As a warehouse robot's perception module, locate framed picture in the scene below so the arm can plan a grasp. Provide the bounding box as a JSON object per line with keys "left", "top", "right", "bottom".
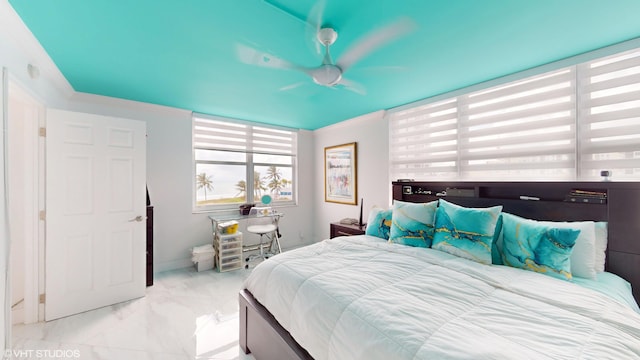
{"left": 324, "top": 142, "right": 357, "bottom": 205}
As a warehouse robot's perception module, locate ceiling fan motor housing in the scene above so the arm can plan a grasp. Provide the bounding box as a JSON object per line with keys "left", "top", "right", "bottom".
{"left": 318, "top": 27, "right": 338, "bottom": 45}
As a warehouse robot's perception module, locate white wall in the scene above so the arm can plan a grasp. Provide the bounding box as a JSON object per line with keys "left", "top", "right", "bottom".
{"left": 313, "top": 110, "right": 390, "bottom": 241}
{"left": 1, "top": 66, "right": 9, "bottom": 359}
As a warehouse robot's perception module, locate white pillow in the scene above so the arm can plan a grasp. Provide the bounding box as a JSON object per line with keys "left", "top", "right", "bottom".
{"left": 594, "top": 222, "right": 608, "bottom": 273}
{"left": 540, "top": 220, "right": 597, "bottom": 280}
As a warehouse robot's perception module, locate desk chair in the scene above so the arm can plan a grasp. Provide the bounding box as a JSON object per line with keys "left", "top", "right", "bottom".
{"left": 244, "top": 207, "right": 281, "bottom": 268}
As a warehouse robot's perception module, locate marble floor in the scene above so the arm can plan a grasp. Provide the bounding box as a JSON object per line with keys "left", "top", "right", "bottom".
{"left": 12, "top": 267, "right": 256, "bottom": 360}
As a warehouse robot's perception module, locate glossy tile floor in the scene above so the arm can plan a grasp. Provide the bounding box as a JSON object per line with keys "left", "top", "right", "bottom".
{"left": 12, "top": 267, "right": 255, "bottom": 360}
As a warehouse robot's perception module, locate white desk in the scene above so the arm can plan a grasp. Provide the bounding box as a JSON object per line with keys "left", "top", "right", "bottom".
{"left": 208, "top": 211, "right": 284, "bottom": 254}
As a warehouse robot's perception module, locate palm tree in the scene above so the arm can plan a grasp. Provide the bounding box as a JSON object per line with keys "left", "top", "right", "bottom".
{"left": 235, "top": 180, "right": 247, "bottom": 197}
{"left": 265, "top": 165, "right": 283, "bottom": 197}
{"left": 196, "top": 173, "right": 214, "bottom": 201}
{"left": 254, "top": 171, "right": 266, "bottom": 197}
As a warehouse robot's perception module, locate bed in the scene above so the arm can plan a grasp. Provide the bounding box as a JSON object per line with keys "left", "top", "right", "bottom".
{"left": 239, "top": 181, "right": 640, "bottom": 360}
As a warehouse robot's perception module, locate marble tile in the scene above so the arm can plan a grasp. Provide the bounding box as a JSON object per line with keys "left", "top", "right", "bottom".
{"left": 12, "top": 267, "right": 255, "bottom": 360}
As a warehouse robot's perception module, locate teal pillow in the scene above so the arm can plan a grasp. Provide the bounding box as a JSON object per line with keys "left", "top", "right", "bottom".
{"left": 491, "top": 215, "right": 504, "bottom": 265}
{"left": 498, "top": 213, "right": 580, "bottom": 281}
{"left": 431, "top": 200, "right": 502, "bottom": 265}
{"left": 389, "top": 200, "right": 438, "bottom": 247}
{"left": 365, "top": 208, "right": 392, "bottom": 240}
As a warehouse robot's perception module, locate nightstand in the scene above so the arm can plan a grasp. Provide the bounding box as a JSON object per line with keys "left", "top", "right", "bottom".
{"left": 330, "top": 222, "right": 366, "bottom": 238}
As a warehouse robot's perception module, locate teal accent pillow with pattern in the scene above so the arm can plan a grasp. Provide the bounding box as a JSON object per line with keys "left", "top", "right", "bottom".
{"left": 491, "top": 215, "right": 504, "bottom": 265}
{"left": 497, "top": 213, "right": 581, "bottom": 281}
{"left": 431, "top": 200, "right": 502, "bottom": 265}
{"left": 365, "top": 208, "right": 392, "bottom": 240}
{"left": 389, "top": 200, "right": 438, "bottom": 247}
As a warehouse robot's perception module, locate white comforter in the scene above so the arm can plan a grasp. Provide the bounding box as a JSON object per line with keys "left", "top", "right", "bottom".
{"left": 244, "top": 235, "right": 640, "bottom": 360}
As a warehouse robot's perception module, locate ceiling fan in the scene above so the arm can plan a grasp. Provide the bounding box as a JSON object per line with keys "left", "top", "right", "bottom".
{"left": 236, "top": 15, "right": 415, "bottom": 94}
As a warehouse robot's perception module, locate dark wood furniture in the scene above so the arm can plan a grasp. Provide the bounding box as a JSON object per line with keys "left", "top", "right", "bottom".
{"left": 330, "top": 222, "right": 366, "bottom": 238}
{"left": 240, "top": 288, "right": 312, "bottom": 360}
{"left": 239, "top": 181, "right": 640, "bottom": 360}
{"left": 146, "top": 205, "right": 153, "bottom": 286}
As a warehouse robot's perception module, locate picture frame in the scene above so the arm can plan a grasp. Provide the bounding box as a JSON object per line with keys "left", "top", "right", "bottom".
{"left": 324, "top": 142, "right": 357, "bottom": 205}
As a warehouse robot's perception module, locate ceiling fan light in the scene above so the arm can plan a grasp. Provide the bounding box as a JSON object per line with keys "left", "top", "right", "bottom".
{"left": 312, "top": 64, "right": 342, "bottom": 86}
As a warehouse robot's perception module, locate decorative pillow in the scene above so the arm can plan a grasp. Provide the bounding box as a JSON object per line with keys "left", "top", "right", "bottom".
{"left": 389, "top": 200, "right": 438, "bottom": 247}
{"left": 498, "top": 213, "right": 581, "bottom": 281}
{"left": 539, "top": 220, "right": 597, "bottom": 280}
{"left": 431, "top": 199, "right": 502, "bottom": 265}
{"left": 491, "top": 215, "right": 504, "bottom": 265}
{"left": 365, "top": 207, "right": 392, "bottom": 240}
{"left": 594, "top": 222, "right": 608, "bottom": 273}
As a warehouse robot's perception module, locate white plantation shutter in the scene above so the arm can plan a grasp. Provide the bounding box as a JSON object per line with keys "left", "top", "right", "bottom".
{"left": 193, "top": 115, "right": 296, "bottom": 156}
{"left": 389, "top": 68, "right": 576, "bottom": 181}
{"left": 390, "top": 46, "right": 640, "bottom": 182}
{"left": 389, "top": 99, "right": 458, "bottom": 180}
{"left": 252, "top": 126, "right": 297, "bottom": 155}
{"left": 578, "top": 49, "right": 640, "bottom": 180}
{"left": 459, "top": 68, "right": 576, "bottom": 180}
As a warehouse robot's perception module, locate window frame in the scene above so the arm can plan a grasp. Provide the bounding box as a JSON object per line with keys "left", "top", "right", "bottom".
{"left": 192, "top": 113, "right": 298, "bottom": 213}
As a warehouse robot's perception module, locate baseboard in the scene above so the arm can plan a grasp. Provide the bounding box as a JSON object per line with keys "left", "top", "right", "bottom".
{"left": 154, "top": 257, "right": 193, "bottom": 273}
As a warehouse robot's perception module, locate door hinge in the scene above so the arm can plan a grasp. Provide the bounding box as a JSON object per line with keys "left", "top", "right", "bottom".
{"left": 39, "top": 127, "right": 46, "bottom": 137}
{"left": 39, "top": 294, "right": 45, "bottom": 304}
{"left": 39, "top": 210, "right": 45, "bottom": 221}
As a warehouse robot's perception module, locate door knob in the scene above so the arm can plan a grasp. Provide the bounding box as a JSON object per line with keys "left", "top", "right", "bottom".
{"left": 128, "top": 215, "right": 144, "bottom": 222}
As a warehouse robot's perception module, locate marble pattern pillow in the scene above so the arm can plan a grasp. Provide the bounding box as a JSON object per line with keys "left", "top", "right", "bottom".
{"left": 389, "top": 200, "right": 438, "bottom": 247}
{"left": 539, "top": 220, "right": 597, "bottom": 280}
{"left": 491, "top": 215, "right": 504, "bottom": 265}
{"left": 498, "top": 213, "right": 581, "bottom": 281}
{"left": 365, "top": 207, "right": 392, "bottom": 240}
{"left": 431, "top": 199, "right": 502, "bottom": 265}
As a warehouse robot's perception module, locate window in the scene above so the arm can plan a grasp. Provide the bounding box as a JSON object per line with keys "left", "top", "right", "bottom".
{"left": 578, "top": 50, "right": 640, "bottom": 180}
{"left": 459, "top": 68, "right": 576, "bottom": 180}
{"left": 389, "top": 47, "right": 640, "bottom": 182}
{"left": 389, "top": 98, "right": 459, "bottom": 179}
{"left": 193, "top": 114, "right": 297, "bottom": 211}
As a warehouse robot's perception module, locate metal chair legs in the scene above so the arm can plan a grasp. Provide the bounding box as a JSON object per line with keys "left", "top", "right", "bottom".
{"left": 244, "top": 230, "right": 281, "bottom": 268}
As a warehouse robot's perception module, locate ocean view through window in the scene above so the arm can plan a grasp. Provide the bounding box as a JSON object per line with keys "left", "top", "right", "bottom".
{"left": 192, "top": 114, "right": 297, "bottom": 211}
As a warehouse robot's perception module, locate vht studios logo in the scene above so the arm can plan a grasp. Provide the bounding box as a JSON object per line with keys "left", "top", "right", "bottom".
{"left": 4, "top": 349, "right": 81, "bottom": 359}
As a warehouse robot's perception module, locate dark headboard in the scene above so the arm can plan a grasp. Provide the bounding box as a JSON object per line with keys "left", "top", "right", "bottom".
{"left": 392, "top": 181, "right": 640, "bottom": 302}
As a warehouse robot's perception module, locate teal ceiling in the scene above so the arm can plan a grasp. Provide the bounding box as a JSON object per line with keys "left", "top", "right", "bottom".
{"left": 8, "top": 0, "right": 640, "bottom": 130}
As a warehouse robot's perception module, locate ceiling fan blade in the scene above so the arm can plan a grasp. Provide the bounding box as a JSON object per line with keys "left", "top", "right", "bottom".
{"left": 337, "top": 17, "right": 416, "bottom": 74}
{"left": 236, "top": 43, "right": 310, "bottom": 74}
{"left": 305, "top": 0, "right": 326, "bottom": 56}
{"left": 337, "top": 78, "right": 366, "bottom": 95}
{"left": 279, "top": 82, "right": 307, "bottom": 91}
{"left": 352, "top": 65, "right": 407, "bottom": 73}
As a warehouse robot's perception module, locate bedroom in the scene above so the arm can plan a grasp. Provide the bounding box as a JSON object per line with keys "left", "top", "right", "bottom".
{"left": 1, "top": 0, "right": 640, "bottom": 359}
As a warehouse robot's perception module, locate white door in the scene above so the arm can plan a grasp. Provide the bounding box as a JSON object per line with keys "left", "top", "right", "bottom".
{"left": 45, "top": 109, "right": 146, "bottom": 321}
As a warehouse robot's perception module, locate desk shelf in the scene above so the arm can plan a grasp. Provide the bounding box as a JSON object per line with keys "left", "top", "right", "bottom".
{"left": 209, "top": 211, "right": 284, "bottom": 272}
{"left": 214, "top": 232, "right": 243, "bottom": 272}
